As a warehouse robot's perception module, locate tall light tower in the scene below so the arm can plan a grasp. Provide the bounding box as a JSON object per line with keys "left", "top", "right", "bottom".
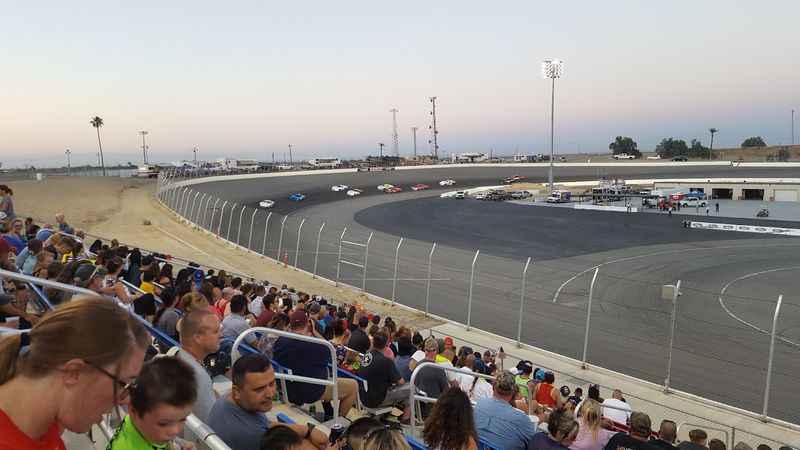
{"left": 411, "top": 127, "right": 418, "bottom": 158}
{"left": 288, "top": 144, "right": 293, "bottom": 165}
{"left": 709, "top": 128, "right": 718, "bottom": 160}
{"left": 428, "top": 97, "right": 440, "bottom": 159}
{"left": 378, "top": 142, "right": 385, "bottom": 158}
{"left": 65, "top": 148, "right": 71, "bottom": 176}
{"left": 139, "top": 130, "right": 149, "bottom": 164}
{"left": 193, "top": 146, "right": 199, "bottom": 165}
{"left": 542, "top": 59, "right": 564, "bottom": 193}
{"left": 390, "top": 108, "right": 400, "bottom": 157}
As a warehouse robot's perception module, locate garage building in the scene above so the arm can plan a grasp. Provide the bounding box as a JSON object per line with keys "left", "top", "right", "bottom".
{"left": 652, "top": 178, "right": 800, "bottom": 202}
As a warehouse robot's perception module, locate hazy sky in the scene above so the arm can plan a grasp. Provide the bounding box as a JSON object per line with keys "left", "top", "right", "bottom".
{"left": 2, "top": 1, "right": 799, "bottom": 167}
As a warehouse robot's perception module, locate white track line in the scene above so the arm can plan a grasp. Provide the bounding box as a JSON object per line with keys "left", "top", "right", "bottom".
{"left": 717, "top": 267, "right": 800, "bottom": 348}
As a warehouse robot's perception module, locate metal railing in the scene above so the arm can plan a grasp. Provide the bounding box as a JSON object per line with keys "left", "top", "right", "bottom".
{"left": 230, "top": 327, "right": 341, "bottom": 420}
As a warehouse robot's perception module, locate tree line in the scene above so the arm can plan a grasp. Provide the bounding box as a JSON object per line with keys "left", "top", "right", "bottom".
{"left": 608, "top": 135, "right": 768, "bottom": 159}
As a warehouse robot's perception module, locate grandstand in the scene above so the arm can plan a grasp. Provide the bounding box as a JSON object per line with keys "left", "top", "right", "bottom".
{"left": 0, "top": 175, "right": 798, "bottom": 450}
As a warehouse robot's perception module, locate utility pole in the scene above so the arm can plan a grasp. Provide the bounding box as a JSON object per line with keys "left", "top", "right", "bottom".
{"left": 192, "top": 146, "right": 198, "bottom": 165}
{"left": 379, "top": 143, "right": 385, "bottom": 158}
{"left": 272, "top": 152, "right": 275, "bottom": 164}
{"left": 65, "top": 148, "right": 71, "bottom": 176}
{"left": 411, "top": 127, "right": 418, "bottom": 158}
{"left": 709, "top": 128, "right": 718, "bottom": 160}
{"left": 139, "top": 130, "right": 149, "bottom": 164}
{"left": 792, "top": 109, "right": 796, "bottom": 146}
{"left": 288, "top": 144, "right": 293, "bottom": 165}
{"left": 428, "top": 96, "right": 439, "bottom": 159}
{"left": 390, "top": 108, "right": 400, "bottom": 156}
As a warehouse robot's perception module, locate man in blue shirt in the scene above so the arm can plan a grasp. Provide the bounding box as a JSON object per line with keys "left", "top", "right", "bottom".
{"left": 474, "top": 370, "right": 539, "bottom": 450}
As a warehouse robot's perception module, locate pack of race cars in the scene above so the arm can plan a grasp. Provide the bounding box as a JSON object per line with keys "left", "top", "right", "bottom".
{"left": 258, "top": 179, "right": 459, "bottom": 208}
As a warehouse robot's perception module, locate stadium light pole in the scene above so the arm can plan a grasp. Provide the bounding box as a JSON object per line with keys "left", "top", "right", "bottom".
{"left": 542, "top": 59, "right": 564, "bottom": 193}
{"left": 193, "top": 146, "right": 199, "bottom": 165}
{"left": 65, "top": 148, "right": 71, "bottom": 176}
{"left": 709, "top": 128, "right": 718, "bottom": 160}
{"left": 792, "top": 109, "right": 796, "bottom": 146}
{"left": 139, "top": 131, "right": 149, "bottom": 164}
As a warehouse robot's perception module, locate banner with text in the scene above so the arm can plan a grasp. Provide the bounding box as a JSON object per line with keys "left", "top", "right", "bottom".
{"left": 690, "top": 221, "right": 800, "bottom": 237}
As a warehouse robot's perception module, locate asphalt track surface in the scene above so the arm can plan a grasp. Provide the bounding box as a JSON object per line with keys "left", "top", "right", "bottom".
{"left": 185, "top": 165, "right": 800, "bottom": 423}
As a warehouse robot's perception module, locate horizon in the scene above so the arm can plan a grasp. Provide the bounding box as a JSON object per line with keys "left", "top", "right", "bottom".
{"left": 2, "top": 1, "right": 798, "bottom": 168}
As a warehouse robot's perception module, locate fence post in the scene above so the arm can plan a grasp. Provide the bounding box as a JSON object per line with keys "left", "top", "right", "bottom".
{"left": 466, "top": 249, "right": 480, "bottom": 331}
{"left": 294, "top": 218, "right": 306, "bottom": 269}
{"left": 335, "top": 227, "right": 347, "bottom": 286}
{"left": 172, "top": 185, "right": 182, "bottom": 210}
{"left": 247, "top": 209, "right": 258, "bottom": 250}
{"left": 217, "top": 201, "right": 228, "bottom": 236}
{"left": 362, "top": 232, "right": 374, "bottom": 291}
{"left": 181, "top": 188, "right": 192, "bottom": 217}
{"left": 195, "top": 193, "right": 207, "bottom": 224}
{"left": 226, "top": 203, "right": 238, "bottom": 241}
{"left": 261, "top": 212, "right": 272, "bottom": 255}
{"left": 209, "top": 198, "right": 221, "bottom": 231}
{"left": 276, "top": 215, "right": 289, "bottom": 262}
{"left": 313, "top": 222, "right": 325, "bottom": 278}
{"left": 236, "top": 205, "right": 247, "bottom": 245}
{"left": 516, "top": 257, "right": 532, "bottom": 347}
{"left": 177, "top": 188, "right": 187, "bottom": 216}
{"left": 664, "top": 280, "right": 681, "bottom": 393}
{"left": 203, "top": 195, "right": 214, "bottom": 229}
{"left": 391, "top": 238, "right": 404, "bottom": 305}
{"left": 762, "top": 294, "right": 783, "bottom": 421}
{"left": 425, "top": 243, "right": 436, "bottom": 317}
{"left": 581, "top": 267, "right": 600, "bottom": 368}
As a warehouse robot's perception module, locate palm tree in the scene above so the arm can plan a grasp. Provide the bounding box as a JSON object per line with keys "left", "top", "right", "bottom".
{"left": 90, "top": 116, "right": 106, "bottom": 176}
{"left": 708, "top": 128, "right": 718, "bottom": 160}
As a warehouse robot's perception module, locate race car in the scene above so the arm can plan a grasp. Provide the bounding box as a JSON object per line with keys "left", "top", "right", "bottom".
{"left": 288, "top": 193, "right": 306, "bottom": 202}
{"left": 346, "top": 189, "right": 362, "bottom": 197}
{"left": 501, "top": 175, "right": 526, "bottom": 184}
{"left": 386, "top": 186, "right": 403, "bottom": 193}
{"left": 259, "top": 199, "right": 275, "bottom": 208}
{"left": 439, "top": 179, "right": 456, "bottom": 186}
{"left": 331, "top": 184, "right": 349, "bottom": 192}
{"left": 377, "top": 184, "right": 394, "bottom": 191}
{"left": 411, "top": 183, "right": 430, "bottom": 191}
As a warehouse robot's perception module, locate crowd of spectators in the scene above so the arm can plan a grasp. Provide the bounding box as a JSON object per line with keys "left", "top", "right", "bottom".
{"left": 0, "top": 201, "right": 796, "bottom": 450}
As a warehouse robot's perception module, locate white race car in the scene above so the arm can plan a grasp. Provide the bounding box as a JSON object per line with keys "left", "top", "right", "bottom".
{"left": 377, "top": 183, "right": 394, "bottom": 191}
{"left": 346, "top": 189, "right": 363, "bottom": 197}
{"left": 439, "top": 179, "right": 456, "bottom": 186}
{"left": 259, "top": 199, "right": 275, "bottom": 208}
{"left": 331, "top": 184, "right": 349, "bottom": 192}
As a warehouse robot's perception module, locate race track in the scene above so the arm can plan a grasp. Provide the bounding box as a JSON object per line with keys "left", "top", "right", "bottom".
{"left": 184, "top": 164, "right": 800, "bottom": 423}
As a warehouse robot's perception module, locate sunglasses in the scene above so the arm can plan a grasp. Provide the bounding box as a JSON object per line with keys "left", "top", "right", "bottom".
{"left": 87, "top": 361, "right": 136, "bottom": 400}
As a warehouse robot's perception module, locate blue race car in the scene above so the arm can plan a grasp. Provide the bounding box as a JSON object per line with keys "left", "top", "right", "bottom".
{"left": 288, "top": 193, "right": 306, "bottom": 202}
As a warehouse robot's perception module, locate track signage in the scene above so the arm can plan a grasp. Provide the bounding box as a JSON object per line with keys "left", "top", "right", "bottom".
{"left": 689, "top": 221, "right": 800, "bottom": 237}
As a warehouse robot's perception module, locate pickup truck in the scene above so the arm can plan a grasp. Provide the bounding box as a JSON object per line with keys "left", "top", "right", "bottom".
{"left": 612, "top": 153, "right": 636, "bottom": 160}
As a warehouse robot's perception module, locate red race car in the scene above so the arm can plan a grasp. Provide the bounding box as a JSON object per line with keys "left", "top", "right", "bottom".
{"left": 386, "top": 186, "right": 403, "bottom": 193}
{"left": 411, "top": 184, "right": 430, "bottom": 191}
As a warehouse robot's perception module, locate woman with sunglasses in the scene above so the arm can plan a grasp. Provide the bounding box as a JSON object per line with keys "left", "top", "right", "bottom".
{"left": 0, "top": 297, "right": 150, "bottom": 450}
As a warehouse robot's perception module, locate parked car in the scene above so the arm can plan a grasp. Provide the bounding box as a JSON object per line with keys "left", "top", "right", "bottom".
{"left": 259, "top": 199, "right": 275, "bottom": 208}
{"left": 377, "top": 183, "right": 394, "bottom": 191}
{"left": 453, "top": 191, "right": 466, "bottom": 199}
{"left": 331, "top": 184, "right": 349, "bottom": 192}
{"left": 134, "top": 165, "right": 160, "bottom": 178}
{"left": 411, "top": 183, "right": 430, "bottom": 191}
{"left": 288, "top": 193, "right": 306, "bottom": 201}
{"left": 346, "top": 189, "right": 362, "bottom": 197}
{"left": 679, "top": 197, "right": 707, "bottom": 207}
{"left": 509, "top": 190, "right": 532, "bottom": 199}
{"left": 439, "top": 179, "right": 456, "bottom": 186}
{"left": 546, "top": 191, "right": 571, "bottom": 203}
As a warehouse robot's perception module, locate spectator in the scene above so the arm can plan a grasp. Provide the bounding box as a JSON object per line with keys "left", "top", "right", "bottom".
{"left": 649, "top": 420, "right": 678, "bottom": 450}
{"left": 413, "top": 337, "right": 450, "bottom": 417}
{"left": 2, "top": 219, "right": 26, "bottom": 255}
{"left": 260, "top": 424, "right": 331, "bottom": 450}
{"left": 175, "top": 309, "right": 220, "bottom": 423}
{"left": 331, "top": 318, "right": 357, "bottom": 371}
{"left": 54, "top": 213, "right": 74, "bottom": 235}
{"left": 515, "top": 360, "right": 534, "bottom": 400}
{"left": 363, "top": 425, "right": 411, "bottom": 450}
{"left": 257, "top": 313, "right": 290, "bottom": 357}
{"left": 255, "top": 293, "right": 277, "bottom": 327}
{"left": 248, "top": 285, "right": 267, "bottom": 317}
{"left": 677, "top": 430, "right": 708, "bottom": 450}
{"left": 344, "top": 417, "right": 383, "bottom": 450}
{"left": 158, "top": 263, "right": 174, "bottom": 286}
{"left": 100, "top": 257, "right": 134, "bottom": 305}
{"left": 458, "top": 354, "right": 493, "bottom": 402}
{"left": 603, "top": 411, "right": 658, "bottom": 450}
{"left": 423, "top": 387, "right": 478, "bottom": 450}
{"left": 153, "top": 287, "right": 180, "bottom": 341}
{"left": 571, "top": 399, "right": 615, "bottom": 450}
{"left": 15, "top": 239, "right": 43, "bottom": 275}
{"left": 731, "top": 444, "right": 752, "bottom": 450}
{"left": 107, "top": 357, "right": 197, "bottom": 449}
{"left": 534, "top": 371, "right": 562, "bottom": 408}
{"left": 273, "top": 310, "right": 358, "bottom": 418}
{"left": 568, "top": 388, "right": 584, "bottom": 410}
{"left": 601, "top": 389, "right": 632, "bottom": 425}
{"left": 356, "top": 330, "right": 412, "bottom": 413}
{"left": 208, "top": 353, "right": 327, "bottom": 450}
{"left": 0, "top": 185, "right": 15, "bottom": 221}
{"left": 32, "top": 246, "right": 58, "bottom": 278}
{"left": 708, "top": 440, "right": 726, "bottom": 450}
{"left": 222, "top": 295, "right": 256, "bottom": 345}
{"left": 139, "top": 271, "right": 156, "bottom": 295}
{"left": 474, "top": 370, "right": 539, "bottom": 450}
{"left": 755, "top": 446, "right": 771, "bottom": 450}
{"left": 0, "top": 297, "right": 149, "bottom": 449}
{"left": 531, "top": 404, "right": 550, "bottom": 433}
{"left": 180, "top": 291, "right": 209, "bottom": 314}
{"left": 531, "top": 408, "right": 579, "bottom": 449}
{"left": 73, "top": 263, "right": 108, "bottom": 295}
{"left": 347, "top": 315, "right": 371, "bottom": 354}
{"left": 394, "top": 335, "right": 415, "bottom": 381}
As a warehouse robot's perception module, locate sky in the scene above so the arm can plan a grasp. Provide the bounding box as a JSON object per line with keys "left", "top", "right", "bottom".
{"left": 2, "top": 1, "right": 799, "bottom": 168}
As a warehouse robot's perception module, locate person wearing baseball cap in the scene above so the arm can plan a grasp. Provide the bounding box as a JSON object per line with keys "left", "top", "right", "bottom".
{"left": 514, "top": 360, "right": 534, "bottom": 401}
{"left": 474, "top": 370, "right": 539, "bottom": 450}
{"left": 273, "top": 309, "right": 358, "bottom": 419}
{"left": 605, "top": 411, "right": 659, "bottom": 450}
